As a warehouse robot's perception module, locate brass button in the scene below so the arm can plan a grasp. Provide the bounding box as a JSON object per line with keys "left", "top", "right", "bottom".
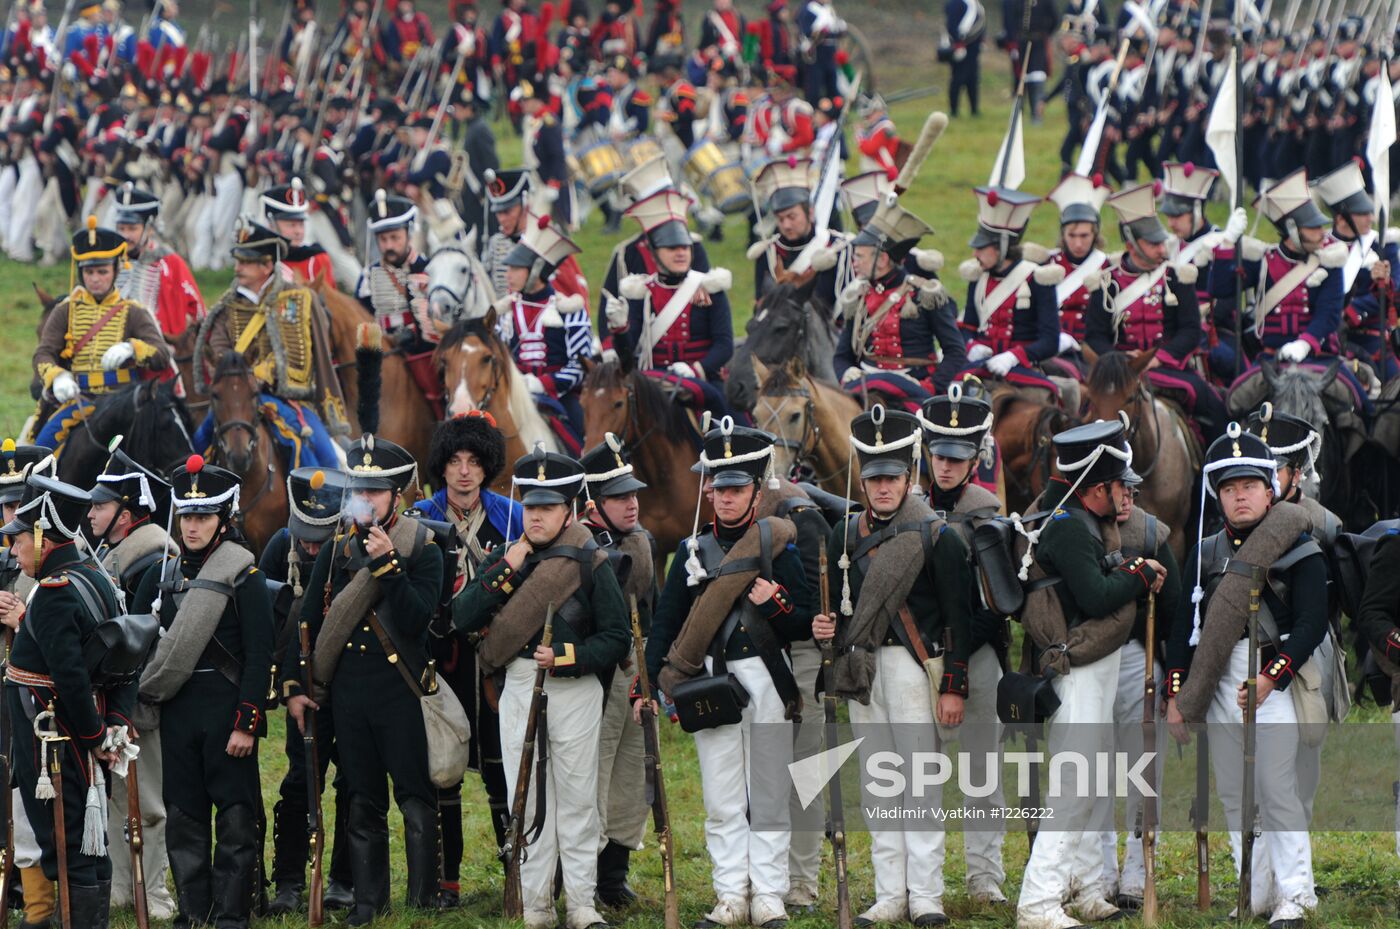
{"left": 359, "top": 645, "right": 367, "bottom": 654}
{"left": 739, "top": 625, "right": 747, "bottom": 633}
{"left": 362, "top": 625, "right": 370, "bottom": 633}
{"left": 742, "top": 646, "right": 750, "bottom": 653}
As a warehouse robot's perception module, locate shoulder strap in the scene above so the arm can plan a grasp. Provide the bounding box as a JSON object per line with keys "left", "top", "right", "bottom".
{"left": 1271, "top": 537, "right": 1323, "bottom": 574}
{"left": 759, "top": 518, "right": 774, "bottom": 581}
{"left": 65, "top": 569, "right": 109, "bottom": 626}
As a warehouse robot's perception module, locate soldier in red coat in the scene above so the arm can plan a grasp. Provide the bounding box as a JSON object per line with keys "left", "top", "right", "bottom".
{"left": 1086, "top": 183, "right": 1227, "bottom": 441}
{"left": 111, "top": 183, "right": 205, "bottom": 342}
{"left": 262, "top": 178, "right": 337, "bottom": 288}
{"left": 1042, "top": 172, "right": 1111, "bottom": 376}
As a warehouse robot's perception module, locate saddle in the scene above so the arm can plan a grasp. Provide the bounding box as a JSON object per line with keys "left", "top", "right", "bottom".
{"left": 842, "top": 370, "right": 931, "bottom": 415}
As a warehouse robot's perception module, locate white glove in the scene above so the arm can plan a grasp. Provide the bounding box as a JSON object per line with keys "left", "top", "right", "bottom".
{"left": 1057, "top": 332, "right": 1080, "bottom": 354}
{"left": 523, "top": 372, "right": 547, "bottom": 395}
{"left": 1277, "top": 339, "right": 1311, "bottom": 363}
{"left": 668, "top": 362, "right": 697, "bottom": 379}
{"left": 987, "top": 351, "right": 1019, "bottom": 377}
{"left": 766, "top": 134, "right": 783, "bottom": 156}
{"left": 967, "top": 343, "right": 994, "bottom": 363}
{"left": 101, "top": 341, "right": 135, "bottom": 371}
{"left": 954, "top": 46, "right": 967, "bottom": 62}
{"left": 840, "top": 366, "right": 862, "bottom": 384}
{"left": 1223, "top": 206, "right": 1248, "bottom": 245}
{"left": 604, "top": 294, "right": 628, "bottom": 331}
{"left": 52, "top": 371, "right": 79, "bottom": 403}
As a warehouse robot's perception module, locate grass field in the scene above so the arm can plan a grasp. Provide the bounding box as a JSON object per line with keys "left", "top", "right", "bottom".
{"left": 4, "top": 22, "right": 1400, "bottom": 928}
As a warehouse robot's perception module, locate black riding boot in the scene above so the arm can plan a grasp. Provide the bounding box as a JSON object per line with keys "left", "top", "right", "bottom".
{"left": 325, "top": 784, "right": 355, "bottom": 908}
{"left": 167, "top": 806, "right": 213, "bottom": 928}
{"left": 401, "top": 799, "right": 442, "bottom": 909}
{"left": 596, "top": 840, "right": 637, "bottom": 908}
{"left": 67, "top": 881, "right": 110, "bottom": 929}
{"left": 211, "top": 805, "right": 260, "bottom": 929}
{"left": 345, "top": 797, "right": 390, "bottom": 926}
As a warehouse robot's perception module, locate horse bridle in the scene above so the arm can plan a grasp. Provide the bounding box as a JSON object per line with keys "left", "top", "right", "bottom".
{"left": 1120, "top": 380, "right": 1163, "bottom": 481}
{"left": 212, "top": 414, "right": 275, "bottom": 526}
{"left": 755, "top": 385, "right": 821, "bottom": 481}
{"left": 615, "top": 378, "right": 662, "bottom": 458}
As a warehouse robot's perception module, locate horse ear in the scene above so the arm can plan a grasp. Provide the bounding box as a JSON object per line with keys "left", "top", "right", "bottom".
{"left": 752, "top": 355, "right": 770, "bottom": 383}
{"left": 581, "top": 356, "right": 595, "bottom": 375}
{"left": 1080, "top": 342, "right": 1098, "bottom": 368}
{"left": 33, "top": 282, "right": 54, "bottom": 310}
{"left": 483, "top": 306, "right": 497, "bottom": 331}
{"left": 1130, "top": 346, "right": 1159, "bottom": 375}
{"left": 789, "top": 355, "right": 807, "bottom": 379}
{"left": 1260, "top": 355, "right": 1280, "bottom": 389}
{"left": 1320, "top": 355, "right": 1342, "bottom": 389}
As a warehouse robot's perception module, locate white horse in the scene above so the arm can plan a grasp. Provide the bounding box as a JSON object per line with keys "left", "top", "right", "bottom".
{"left": 425, "top": 228, "right": 496, "bottom": 328}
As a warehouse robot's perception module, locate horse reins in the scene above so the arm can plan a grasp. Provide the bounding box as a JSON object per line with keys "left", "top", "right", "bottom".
{"left": 755, "top": 384, "right": 828, "bottom": 483}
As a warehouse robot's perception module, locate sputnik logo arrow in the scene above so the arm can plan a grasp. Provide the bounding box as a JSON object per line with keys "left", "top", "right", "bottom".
{"left": 788, "top": 737, "right": 864, "bottom": 810}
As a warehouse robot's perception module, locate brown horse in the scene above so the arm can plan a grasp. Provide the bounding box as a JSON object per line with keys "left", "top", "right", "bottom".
{"left": 581, "top": 358, "right": 708, "bottom": 557}
{"left": 206, "top": 352, "right": 288, "bottom": 554}
{"left": 311, "top": 272, "right": 435, "bottom": 469}
{"left": 991, "top": 384, "right": 1075, "bottom": 518}
{"left": 1083, "top": 348, "right": 1197, "bottom": 562}
{"left": 752, "top": 356, "right": 860, "bottom": 497}
{"left": 434, "top": 311, "right": 565, "bottom": 494}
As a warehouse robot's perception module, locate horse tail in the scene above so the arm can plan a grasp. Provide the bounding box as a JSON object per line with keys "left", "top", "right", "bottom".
{"left": 355, "top": 322, "right": 385, "bottom": 435}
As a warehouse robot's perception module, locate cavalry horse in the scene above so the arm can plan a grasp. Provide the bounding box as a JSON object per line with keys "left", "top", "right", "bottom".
{"left": 1083, "top": 348, "right": 1198, "bottom": 562}
{"left": 726, "top": 282, "right": 839, "bottom": 414}
{"left": 581, "top": 355, "right": 708, "bottom": 557}
{"left": 752, "top": 355, "right": 860, "bottom": 497}
{"left": 435, "top": 311, "right": 565, "bottom": 494}
{"left": 204, "top": 352, "right": 289, "bottom": 554}
{"left": 311, "top": 271, "right": 436, "bottom": 469}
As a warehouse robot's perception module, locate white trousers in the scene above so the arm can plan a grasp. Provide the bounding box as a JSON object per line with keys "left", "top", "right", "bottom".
{"left": 500, "top": 657, "right": 604, "bottom": 922}
{"left": 596, "top": 663, "right": 648, "bottom": 850}
{"left": 1018, "top": 649, "right": 1122, "bottom": 920}
{"left": 12, "top": 786, "right": 40, "bottom": 868}
{"left": 1207, "top": 641, "right": 1316, "bottom": 915}
{"left": 33, "top": 178, "right": 70, "bottom": 261}
{"left": 949, "top": 644, "right": 1008, "bottom": 888}
{"left": 787, "top": 640, "right": 825, "bottom": 900}
{"left": 0, "top": 164, "right": 17, "bottom": 249}
{"left": 1099, "top": 638, "right": 1167, "bottom": 896}
{"left": 693, "top": 655, "right": 792, "bottom": 906}
{"left": 849, "top": 645, "right": 945, "bottom": 915}
{"left": 108, "top": 727, "right": 177, "bottom": 916}
{"left": 208, "top": 166, "right": 244, "bottom": 271}
{"left": 7, "top": 153, "right": 42, "bottom": 261}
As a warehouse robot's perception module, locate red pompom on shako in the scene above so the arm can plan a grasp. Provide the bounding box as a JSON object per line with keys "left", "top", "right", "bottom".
{"left": 537, "top": 214, "right": 550, "bottom": 230}
{"left": 986, "top": 189, "right": 999, "bottom": 207}
{"left": 1091, "top": 172, "right": 1104, "bottom": 188}
{"left": 1183, "top": 161, "right": 1195, "bottom": 177}
{"left": 186, "top": 453, "right": 205, "bottom": 474}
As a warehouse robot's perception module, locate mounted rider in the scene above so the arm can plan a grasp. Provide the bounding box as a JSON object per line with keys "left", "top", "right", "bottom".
{"left": 111, "top": 182, "right": 205, "bottom": 342}
{"left": 835, "top": 195, "right": 967, "bottom": 409}
{"left": 263, "top": 178, "right": 338, "bottom": 288}
{"left": 599, "top": 156, "right": 712, "bottom": 340}
{"left": 1311, "top": 158, "right": 1400, "bottom": 383}
{"left": 748, "top": 157, "right": 844, "bottom": 309}
{"left": 494, "top": 213, "right": 592, "bottom": 439}
{"left": 1158, "top": 162, "right": 1229, "bottom": 381}
{"left": 1209, "top": 168, "right": 1370, "bottom": 415}
{"left": 956, "top": 186, "right": 1061, "bottom": 397}
{"left": 32, "top": 218, "right": 174, "bottom": 457}
{"left": 613, "top": 188, "right": 734, "bottom": 417}
{"left": 1043, "top": 172, "right": 1111, "bottom": 373}
{"left": 194, "top": 220, "right": 349, "bottom": 470}
{"left": 1086, "top": 182, "right": 1227, "bottom": 443}
{"left": 483, "top": 168, "right": 591, "bottom": 308}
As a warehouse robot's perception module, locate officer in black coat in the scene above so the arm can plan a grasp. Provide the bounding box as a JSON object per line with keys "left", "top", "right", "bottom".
{"left": 132, "top": 457, "right": 274, "bottom": 929}
{"left": 3, "top": 466, "right": 129, "bottom": 929}
{"left": 283, "top": 437, "right": 445, "bottom": 926}
{"left": 262, "top": 468, "right": 355, "bottom": 914}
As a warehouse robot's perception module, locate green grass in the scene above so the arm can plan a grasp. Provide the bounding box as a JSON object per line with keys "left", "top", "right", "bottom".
{"left": 4, "top": 45, "right": 1399, "bottom": 929}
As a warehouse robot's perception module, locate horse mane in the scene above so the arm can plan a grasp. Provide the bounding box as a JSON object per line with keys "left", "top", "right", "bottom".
{"left": 584, "top": 359, "right": 692, "bottom": 439}
{"left": 1086, "top": 351, "right": 1137, "bottom": 397}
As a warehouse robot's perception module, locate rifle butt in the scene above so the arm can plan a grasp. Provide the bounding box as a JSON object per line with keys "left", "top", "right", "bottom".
{"left": 1141, "top": 836, "right": 1158, "bottom": 926}
{"left": 503, "top": 871, "right": 524, "bottom": 920}
{"left": 834, "top": 839, "right": 852, "bottom": 929}
{"left": 1196, "top": 831, "right": 1211, "bottom": 911}
{"left": 128, "top": 762, "right": 149, "bottom": 929}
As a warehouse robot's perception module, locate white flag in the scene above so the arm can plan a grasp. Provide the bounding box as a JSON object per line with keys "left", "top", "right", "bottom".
{"left": 1074, "top": 102, "right": 1109, "bottom": 177}
{"left": 1367, "top": 68, "right": 1396, "bottom": 225}
{"left": 990, "top": 107, "right": 1026, "bottom": 191}
{"left": 1205, "top": 51, "right": 1239, "bottom": 206}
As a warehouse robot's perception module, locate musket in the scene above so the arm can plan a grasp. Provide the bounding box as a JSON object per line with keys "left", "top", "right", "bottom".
{"left": 411, "top": 50, "right": 468, "bottom": 173}
{"left": 630, "top": 595, "right": 678, "bottom": 929}
{"left": 1233, "top": 0, "right": 1247, "bottom": 378}
{"left": 817, "top": 547, "right": 851, "bottom": 929}
{"left": 126, "top": 757, "right": 149, "bottom": 929}
{"left": 996, "top": 0, "right": 1037, "bottom": 188}
{"left": 35, "top": 704, "right": 72, "bottom": 929}
{"left": 501, "top": 603, "right": 554, "bottom": 920}
{"left": 298, "top": 615, "right": 325, "bottom": 927}
{"left": 1193, "top": 730, "right": 1211, "bottom": 910}
{"left": 1140, "top": 592, "right": 1159, "bottom": 926}
{"left": 395, "top": 47, "right": 428, "bottom": 103}
{"left": 0, "top": 628, "right": 13, "bottom": 929}
{"left": 1238, "top": 566, "right": 1263, "bottom": 922}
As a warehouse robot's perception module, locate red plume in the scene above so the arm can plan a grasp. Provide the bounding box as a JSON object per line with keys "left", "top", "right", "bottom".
{"left": 1091, "top": 172, "right": 1104, "bottom": 188}
{"left": 186, "top": 454, "right": 205, "bottom": 474}
{"left": 172, "top": 46, "right": 188, "bottom": 76}
{"left": 136, "top": 39, "right": 155, "bottom": 79}
{"left": 82, "top": 32, "right": 100, "bottom": 68}
{"left": 986, "top": 189, "right": 999, "bottom": 207}
{"left": 70, "top": 50, "right": 95, "bottom": 80}
{"left": 835, "top": 49, "right": 849, "bottom": 66}
{"left": 540, "top": 1, "right": 555, "bottom": 30}
{"left": 559, "top": 0, "right": 570, "bottom": 22}
{"left": 634, "top": 0, "right": 644, "bottom": 18}
{"left": 226, "top": 50, "right": 241, "bottom": 82}
{"left": 537, "top": 213, "right": 551, "bottom": 230}
{"left": 191, "top": 51, "right": 211, "bottom": 89}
